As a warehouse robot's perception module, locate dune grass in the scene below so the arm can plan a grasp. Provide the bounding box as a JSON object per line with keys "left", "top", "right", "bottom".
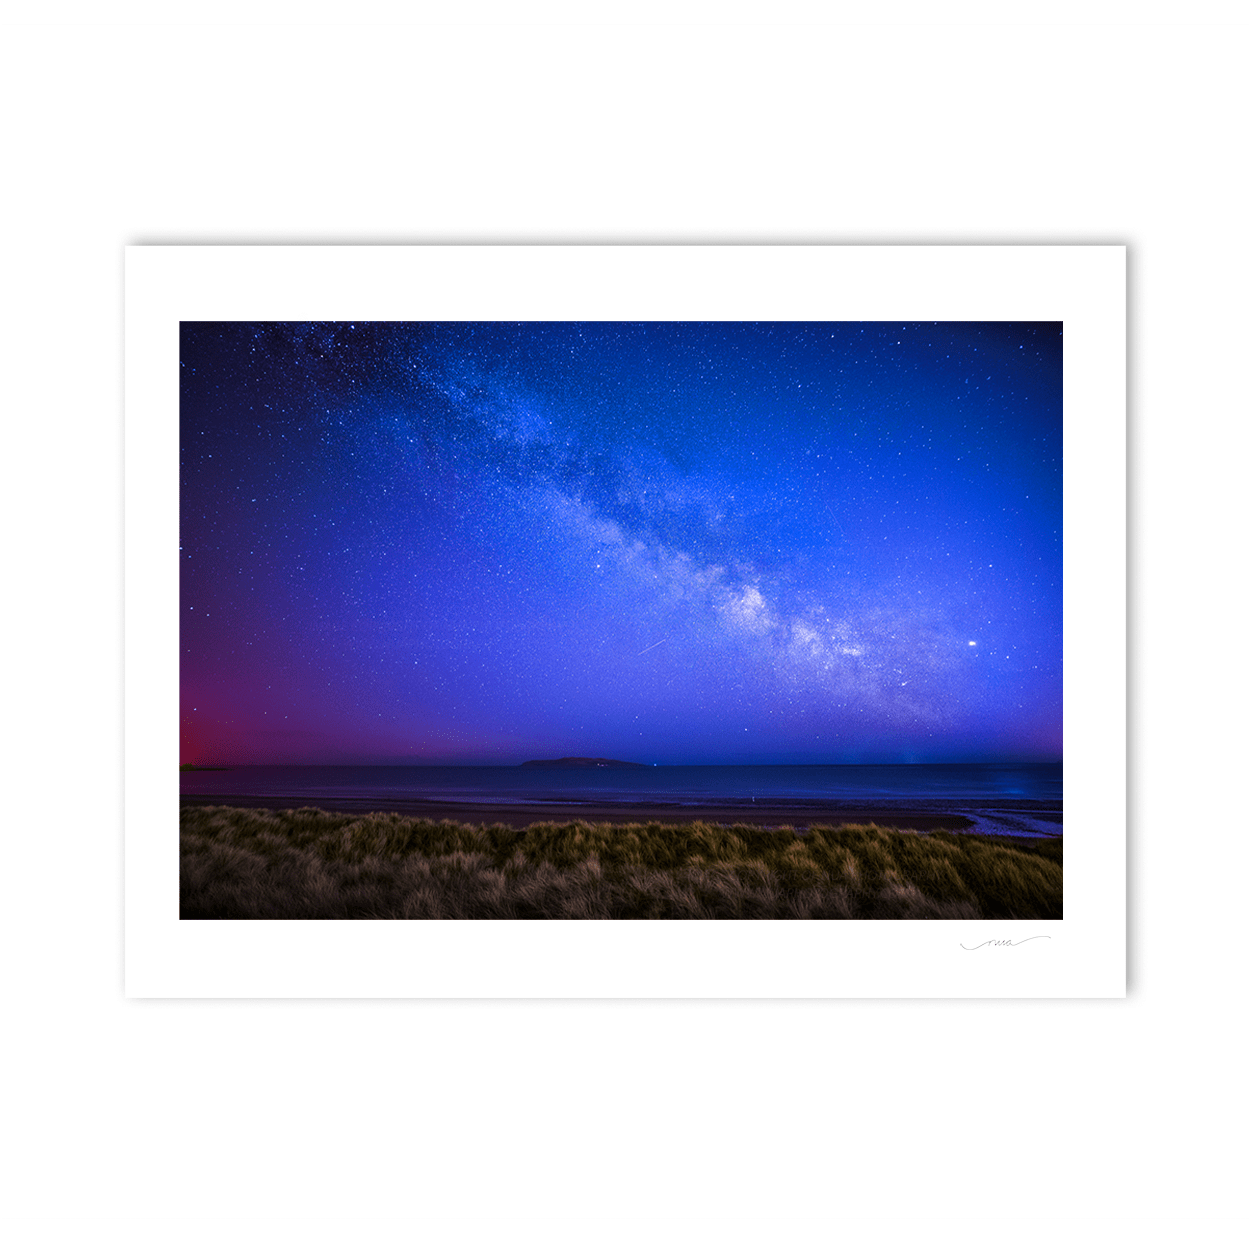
{"left": 181, "top": 804, "right": 1062, "bottom": 920}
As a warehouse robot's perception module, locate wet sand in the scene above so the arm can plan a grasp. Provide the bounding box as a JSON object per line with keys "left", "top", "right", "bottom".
{"left": 179, "top": 791, "right": 977, "bottom": 831}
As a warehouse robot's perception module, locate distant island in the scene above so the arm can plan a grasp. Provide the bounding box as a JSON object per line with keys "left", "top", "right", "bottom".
{"left": 519, "top": 757, "right": 647, "bottom": 768}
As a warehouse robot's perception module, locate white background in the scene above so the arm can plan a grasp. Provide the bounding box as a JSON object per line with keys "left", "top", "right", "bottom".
{"left": 126, "top": 245, "right": 1125, "bottom": 999}
{"left": 3, "top": 4, "right": 1244, "bottom": 1248}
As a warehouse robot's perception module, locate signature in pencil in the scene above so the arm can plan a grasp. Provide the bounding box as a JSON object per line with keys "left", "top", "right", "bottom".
{"left": 960, "top": 936, "right": 1051, "bottom": 950}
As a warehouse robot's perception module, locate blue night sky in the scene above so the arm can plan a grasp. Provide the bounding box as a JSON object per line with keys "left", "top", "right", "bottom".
{"left": 180, "top": 321, "right": 1061, "bottom": 765}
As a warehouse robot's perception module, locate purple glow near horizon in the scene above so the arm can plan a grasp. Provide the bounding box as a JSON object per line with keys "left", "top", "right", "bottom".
{"left": 181, "top": 322, "right": 1061, "bottom": 765}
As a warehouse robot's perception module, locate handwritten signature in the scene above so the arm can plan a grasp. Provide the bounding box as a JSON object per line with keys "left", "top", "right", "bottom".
{"left": 960, "top": 936, "right": 1051, "bottom": 950}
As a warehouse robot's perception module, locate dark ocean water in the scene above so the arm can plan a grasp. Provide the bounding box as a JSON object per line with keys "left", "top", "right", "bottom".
{"left": 181, "top": 762, "right": 1062, "bottom": 837}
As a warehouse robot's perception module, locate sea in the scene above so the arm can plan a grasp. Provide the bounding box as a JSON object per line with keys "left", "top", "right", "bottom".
{"left": 180, "top": 762, "right": 1062, "bottom": 838}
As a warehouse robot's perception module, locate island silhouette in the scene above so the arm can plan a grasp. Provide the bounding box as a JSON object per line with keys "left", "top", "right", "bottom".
{"left": 518, "top": 757, "right": 647, "bottom": 768}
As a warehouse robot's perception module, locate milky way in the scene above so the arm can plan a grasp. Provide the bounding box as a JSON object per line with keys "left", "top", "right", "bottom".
{"left": 180, "top": 322, "right": 1062, "bottom": 764}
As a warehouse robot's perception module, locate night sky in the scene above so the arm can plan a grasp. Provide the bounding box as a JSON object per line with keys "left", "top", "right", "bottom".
{"left": 180, "top": 322, "right": 1061, "bottom": 766}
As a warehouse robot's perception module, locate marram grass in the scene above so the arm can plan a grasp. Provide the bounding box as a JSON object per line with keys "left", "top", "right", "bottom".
{"left": 181, "top": 805, "right": 1062, "bottom": 920}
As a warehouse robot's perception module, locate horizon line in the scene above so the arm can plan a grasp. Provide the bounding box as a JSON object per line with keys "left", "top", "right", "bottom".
{"left": 182, "top": 757, "right": 1063, "bottom": 769}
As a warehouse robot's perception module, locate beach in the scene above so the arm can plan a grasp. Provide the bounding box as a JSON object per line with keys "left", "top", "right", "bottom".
{"left": 179, "top": 791, "right": 982, "bottom": 831}
{"left": 179, "top": 762, "right": 1062, "bottom": 839}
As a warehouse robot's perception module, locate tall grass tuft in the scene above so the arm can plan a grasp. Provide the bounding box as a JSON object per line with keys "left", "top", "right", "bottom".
{"left": 181, "top": 805, "right": 1061, "bottom": 920}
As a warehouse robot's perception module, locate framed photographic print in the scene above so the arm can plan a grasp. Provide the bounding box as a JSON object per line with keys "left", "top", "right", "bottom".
{"left": 125, "top": 245, "right": 1125, "bottom": 997}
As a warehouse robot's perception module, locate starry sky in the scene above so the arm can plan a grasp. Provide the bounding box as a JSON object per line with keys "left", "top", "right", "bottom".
{"left": 180, "top": 322, "right": 1062, "bottom": 766}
